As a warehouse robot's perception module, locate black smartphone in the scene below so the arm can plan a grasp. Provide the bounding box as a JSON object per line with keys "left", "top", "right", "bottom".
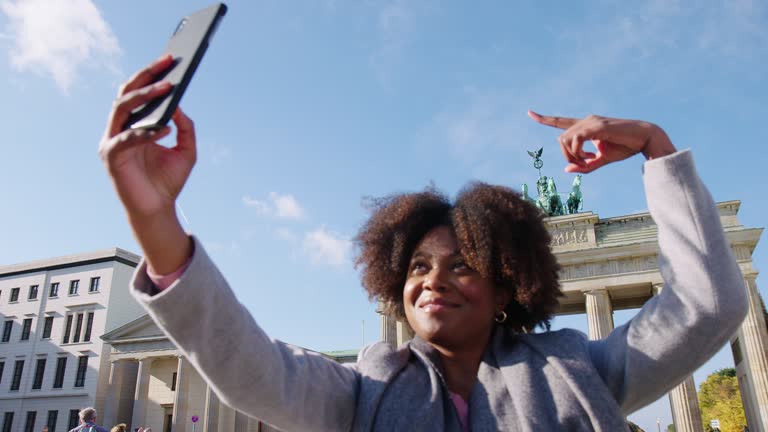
{"left": 125, "top": 3, "right": 227, "bottom": 131}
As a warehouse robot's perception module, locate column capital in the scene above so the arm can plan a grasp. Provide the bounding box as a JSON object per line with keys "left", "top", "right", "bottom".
{"left": 582, "top": 287, "right": 609, "bottom": 296}
{"left": 744, "top": 272, "right": 759, "bottom": 281}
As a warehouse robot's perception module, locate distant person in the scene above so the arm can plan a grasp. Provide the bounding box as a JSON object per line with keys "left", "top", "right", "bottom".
{"left": 68, "top": 408, "right": 108, "bottom": 432}
{"left": 110, "top": 424, "right": 126, "bottom": 432}
{"left": 99, "top": 56, "right": 749, "bottom": 430}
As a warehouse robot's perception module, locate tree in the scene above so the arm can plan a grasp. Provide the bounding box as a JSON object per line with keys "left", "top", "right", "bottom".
{"left": 698, "top": 368, "right": 747, "bottom": 432}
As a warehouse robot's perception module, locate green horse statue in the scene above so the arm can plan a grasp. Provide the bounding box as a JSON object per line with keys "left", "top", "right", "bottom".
{"left": 566, "top": 174, "right": 583, "bottom": 214}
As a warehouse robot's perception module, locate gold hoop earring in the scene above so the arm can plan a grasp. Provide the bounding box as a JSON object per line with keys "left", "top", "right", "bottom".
{"left": 494, "top": 310, "right": 508, "bottom": 323}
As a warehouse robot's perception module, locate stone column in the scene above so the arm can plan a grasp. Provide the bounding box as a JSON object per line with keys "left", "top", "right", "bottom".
{"left": 396, "top": 320, "right": 414, "bottom": 346}
{"left": 737, "top": 275, "right": 768, "bottom": 430}
{"left": 584, "top": 288, "right": 614, "bottom": 340}
{"left": 378, "top": 301, "right": 398, "bottom": 347}
{"left": 203, "top": 384, "right": 219, "bottom": 432}
{"left": 131, "top": 357, "right": 154, "bottom": 430}
{"left": 668, "top": 375, "right": 704, "bottom": 432}
{"left": 234, "top": 410, "right": 248, "bottom": 432}
{"left": 655, "top": 283, "right": 705, "bottom": 432}
{"left": 103, "top": 360, "right": 128, "bottom": 427}
{"left": 172, "top": 356, "right": 191, "bottom": 432}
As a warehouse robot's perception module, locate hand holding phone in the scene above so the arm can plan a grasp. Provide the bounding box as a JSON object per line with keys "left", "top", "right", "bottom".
{"left": 124, "top": 3, "right": 227, "bottom": 131}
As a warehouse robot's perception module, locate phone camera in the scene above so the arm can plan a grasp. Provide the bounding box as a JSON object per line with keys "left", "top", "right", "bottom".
{"left": 173, "top": 18, "right": 188, "bottom": 35}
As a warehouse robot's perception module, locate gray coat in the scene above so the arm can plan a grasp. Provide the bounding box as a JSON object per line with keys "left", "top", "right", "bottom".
{"left": 132, "top": 150, "right": 748, "bottom": 431}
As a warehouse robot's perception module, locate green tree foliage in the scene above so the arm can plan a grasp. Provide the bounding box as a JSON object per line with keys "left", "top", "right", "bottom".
{"left": 698, "top": 368, "right": 747, "bottom": 432}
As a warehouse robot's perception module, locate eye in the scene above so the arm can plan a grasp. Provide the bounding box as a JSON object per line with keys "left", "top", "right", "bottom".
{"left": 409, "top": 260, "right": 429, "bottom": 275}
{"left": 452, "top": 260, "right": 473, "bottom": 273}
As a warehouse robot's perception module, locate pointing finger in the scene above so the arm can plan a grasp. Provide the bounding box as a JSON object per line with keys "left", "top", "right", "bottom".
{"left": 528, "top": 110, "right": 579, "bottom": 130}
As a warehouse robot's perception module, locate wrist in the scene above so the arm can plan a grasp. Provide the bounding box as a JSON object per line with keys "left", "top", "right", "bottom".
{"left": 642, "top": 125, "right": 677, "bottom": 160}
{"left": 127, "top": 210, "right": 192, "bottom": 274}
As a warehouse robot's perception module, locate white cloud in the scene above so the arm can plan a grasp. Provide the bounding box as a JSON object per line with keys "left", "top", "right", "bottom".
{"left": 303, "top": 227, "right": 351, "bottom": 268}
{"left": 242, "top": 192, "right": 305, "bottom": 221}
{"left": 0, "top": 0, "right": 120, "bottom": 92}
{"left": 275, "top": 227, "right": 299, "bottom": 243}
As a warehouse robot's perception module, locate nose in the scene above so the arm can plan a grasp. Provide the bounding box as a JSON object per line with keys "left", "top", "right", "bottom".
{"left": 423, "top": 267, "right": 448, "bottom": 292}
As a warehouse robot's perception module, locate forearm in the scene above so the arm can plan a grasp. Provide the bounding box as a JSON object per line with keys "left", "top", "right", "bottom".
{"left": 590, "top": 150, "right": 747, "bottom": 413}
{"left": 128, "top": 209, "right": 192, "bottom": 275}
{"left": 131, "top": 238, "right": 358, "bottom": 430}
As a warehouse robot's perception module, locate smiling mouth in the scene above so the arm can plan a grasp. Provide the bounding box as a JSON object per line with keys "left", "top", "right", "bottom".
{"left": 419, "top": 298, "right": 460, "bottom": 312}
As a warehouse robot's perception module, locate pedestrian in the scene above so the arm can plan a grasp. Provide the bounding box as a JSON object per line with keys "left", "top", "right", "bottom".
{"left": 67, "top": 408, "right": 109, "bottom": 432}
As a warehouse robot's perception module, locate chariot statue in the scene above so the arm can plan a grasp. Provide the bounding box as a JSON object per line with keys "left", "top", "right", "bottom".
{"left": 522, "top": 147, "right": 584, "bottom": 217}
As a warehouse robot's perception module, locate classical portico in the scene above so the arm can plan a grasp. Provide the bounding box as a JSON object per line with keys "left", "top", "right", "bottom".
{"left": 380, "top": 200, "right": 764, "bottom": 432}
{"left": 101, "top": 316, "right": 282, "bottom": 432}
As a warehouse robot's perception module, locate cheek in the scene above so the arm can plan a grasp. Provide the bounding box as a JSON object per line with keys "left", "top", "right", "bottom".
{"left": 402, "top": 280, "right": 420, "bottom": 306}
{"left": 461, "top": 281, "right": 497, "bottom": 309}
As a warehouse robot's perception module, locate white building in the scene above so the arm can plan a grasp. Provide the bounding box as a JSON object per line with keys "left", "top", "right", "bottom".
{"left": 100, "top": 314, "right": 357, "bottom": 432}
{"left": 0, "top": 248, "right": 146, "bottom": 432}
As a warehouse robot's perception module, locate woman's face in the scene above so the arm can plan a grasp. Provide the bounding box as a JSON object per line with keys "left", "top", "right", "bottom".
{"left": 403, "top": 226, "right": 508, "bottom": 349}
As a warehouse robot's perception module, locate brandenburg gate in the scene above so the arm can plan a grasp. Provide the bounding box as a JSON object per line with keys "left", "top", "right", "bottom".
{"left": 381, "top": 200, "right": 764, "bottom": 432}
{"left": 381, "top": 150, "right": 765, "bottom": 432}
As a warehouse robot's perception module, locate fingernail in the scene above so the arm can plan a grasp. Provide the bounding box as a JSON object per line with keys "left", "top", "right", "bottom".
{"left": 154, "top": 81, "right": 171, "bottom": 90}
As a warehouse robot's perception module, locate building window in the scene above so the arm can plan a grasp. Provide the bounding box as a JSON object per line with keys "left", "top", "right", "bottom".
{"left": 10, "top": 287, "right": 20, "bottom": 302}
{"left": 89, "top": 277, "right": 100, "bottom": 293}
{"left": 42, "top": 317, "right": 54, "bottom": 339}
{"left": 28, "top": 285, "right": 39, "bottom": 300}
{"left": 1, "top": 321, "right": 11, "bottom": 342}
{"left": 67, "top": 411, "right": 78, "bottom": 431}
{"left": 11, "top": 360, "right": 24, "bottom": 391}
{"left": 83, "top": 313, "right": 94, "bottom": 342}
{"left": 24, "top": 411, "right": 36, "bottom": 432}
{"left": 68, "top": 280, "right": 79, "bottom": 296}
{"left": 49, "top": 283, "right": 59, "bottom": 298}
{"left": 46, "top": 411, "right": 58, "bottom": 432}
{"left": 32, "top": 358, "right": 46, "bottom": 390}
{"left": 72, "top": 314, "right": 84, "bottom": 343}
{"left": 0, "top": 361, "right": 4, "bottom": 384}
{"left": 20, "top": 318, "right": 32, "bottom": 341}
{"left": 62, "top": 315, "right": 73, "bottom": 344}
{"left": 74, "top": 356, "right": 87, "bottom": 388}
{"left": 171, "top": 372, "right": 177, "bottom": 391}
{"left": 3, "top": 412, "right": 14, "bottom": 432}
{"left": 53, "top": 357, "right": 67, "bottom": 389}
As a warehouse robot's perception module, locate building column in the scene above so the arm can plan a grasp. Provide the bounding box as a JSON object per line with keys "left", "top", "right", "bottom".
{"left": 396, "top": 320, "right": 414, "bottom": 346}
{"left": 103, "top": 360, "right": 128, "bottom": 428}
{"left": 737, "top": 275, "right": 768, "bottom": 430}
{"left": 668, "top": 375, "right": 704, "bottom": 432}
{"left": 654, "top": 283, "right": 705, "bottom": 432}
{"left": 233, "top": 410, "right": 248, "bottom": 432}
{"left": 378, "top": 301, "right": 398, "bottom": 347}
{"left": 131, "top": 357, "right": 154, "bottom": 430}
{"left": 584, "top": 288, "right": 614, "bottom": 340}
{"left": 172, "top": 356, "right": 191, "bottom": 432}
{"left": 203, "top": 384, "right": 219, "bottom": 432}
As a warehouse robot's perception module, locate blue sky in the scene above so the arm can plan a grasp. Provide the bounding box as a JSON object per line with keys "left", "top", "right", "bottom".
{"left": 1, "top": 0, "right": 766, "bottom": 429}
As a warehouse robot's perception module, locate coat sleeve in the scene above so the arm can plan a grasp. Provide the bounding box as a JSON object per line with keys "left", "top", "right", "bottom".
{"left": 130, "top": 238, "right": 359, "bottom": 432}
{"left": 587, "top": 149, "right": 748, "bottom": 414}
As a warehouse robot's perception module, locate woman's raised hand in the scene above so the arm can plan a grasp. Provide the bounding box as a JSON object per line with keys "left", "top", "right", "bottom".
{"left": 98, "top": 55, "right": 196, "bottom": 274}
{"left": 528, "top": 111, "right": 676, "bottom": 174}
{"left": 99, "top": 54, "right": 197, "bottom": 219}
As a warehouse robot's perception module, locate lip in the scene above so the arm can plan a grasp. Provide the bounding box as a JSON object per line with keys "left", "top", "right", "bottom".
{"left": 418, "top": 297, "right": 460, "bottom": 312}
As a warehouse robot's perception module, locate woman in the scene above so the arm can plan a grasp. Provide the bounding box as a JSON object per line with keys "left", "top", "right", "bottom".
{"left": 99, "top": 56, "right": 747, "bottom": 431}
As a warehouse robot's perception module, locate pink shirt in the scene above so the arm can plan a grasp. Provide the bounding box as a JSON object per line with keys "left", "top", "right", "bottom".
{"left": 449, "top": 392, "right": 470, "bottom": 431}
{"left": 147, "top": 259, "right": 191, "bottom": 290}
